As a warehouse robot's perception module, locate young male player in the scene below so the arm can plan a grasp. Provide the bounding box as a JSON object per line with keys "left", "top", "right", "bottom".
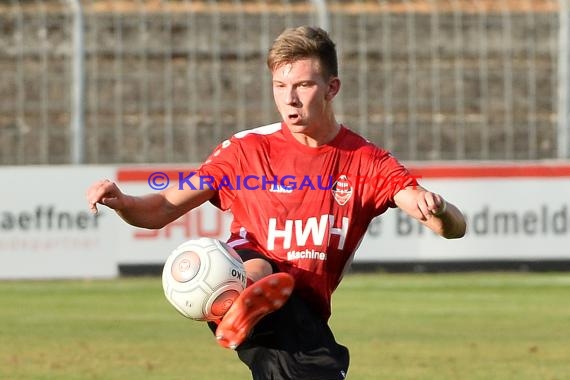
{"left": 87, "top": 26, "right": 466, "bottom": 379}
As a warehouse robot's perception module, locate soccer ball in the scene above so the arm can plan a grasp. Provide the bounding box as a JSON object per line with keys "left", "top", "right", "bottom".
{"left": 162, "top": 237, "right": 247, "bottom": 321}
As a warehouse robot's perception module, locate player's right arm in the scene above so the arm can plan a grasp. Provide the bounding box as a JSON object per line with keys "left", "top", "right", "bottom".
{"left": 86, "top": 176, "right": 215, "bottom": 229}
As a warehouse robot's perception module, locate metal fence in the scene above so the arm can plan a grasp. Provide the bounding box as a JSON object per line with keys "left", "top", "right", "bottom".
{"left": 0, "top": 0, "right": 565, "bottom": 164}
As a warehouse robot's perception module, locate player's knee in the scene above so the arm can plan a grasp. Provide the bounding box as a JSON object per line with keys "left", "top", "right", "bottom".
{"left": 244, "top": 258, "right": 274, "bottom": 284}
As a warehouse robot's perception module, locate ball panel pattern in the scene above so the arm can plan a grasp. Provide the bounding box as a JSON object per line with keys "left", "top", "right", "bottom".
{"left": 162, "top": 237, "right": 247, "bottom": 321}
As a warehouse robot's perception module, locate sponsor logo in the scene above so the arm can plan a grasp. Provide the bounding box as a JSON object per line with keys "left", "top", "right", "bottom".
{"left": 267, "top": 214, "right": 349, "bottom": 250}
{"left": 268, "top": 183, "right": 293, "bottom": 193}
{"left": 286, "top": 248, "right": 327, "bottom": 261}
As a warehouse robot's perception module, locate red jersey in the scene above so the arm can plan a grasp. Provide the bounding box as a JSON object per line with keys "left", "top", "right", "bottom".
{"left": 196, "top": 122, "right": 417, "bottom": 320}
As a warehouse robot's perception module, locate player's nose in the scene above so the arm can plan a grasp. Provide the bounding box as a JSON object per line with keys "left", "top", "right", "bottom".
{"left": 285, "top": 88, "right": 300, "bottom": 106}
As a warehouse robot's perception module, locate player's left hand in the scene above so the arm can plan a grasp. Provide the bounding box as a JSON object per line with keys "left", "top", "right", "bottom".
{"left": 395, "top": 186, "right": 465, "bottom": 238}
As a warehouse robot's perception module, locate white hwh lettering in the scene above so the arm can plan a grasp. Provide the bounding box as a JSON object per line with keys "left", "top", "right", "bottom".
{"left": 295, "top": 215, "right": 328, "bottom": 246}
{"left": 267, "top": 214, "right": 349, "bottom": 250}
{"left": 328, "top": 215, "right": 348, "bottom": 249}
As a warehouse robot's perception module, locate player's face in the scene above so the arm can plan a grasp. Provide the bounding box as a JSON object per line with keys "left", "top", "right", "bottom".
{"left": 272, "top": 58, "right": 339, "bottom": 138}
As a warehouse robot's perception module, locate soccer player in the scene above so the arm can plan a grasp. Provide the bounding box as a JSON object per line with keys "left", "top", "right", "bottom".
{"left": 87, "top": 26, "right": 466, "bottom": 380}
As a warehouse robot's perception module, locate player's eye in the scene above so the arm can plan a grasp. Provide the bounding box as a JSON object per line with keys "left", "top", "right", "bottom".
{"left": 297, "top": 81, "right": 313, "bottom": 89}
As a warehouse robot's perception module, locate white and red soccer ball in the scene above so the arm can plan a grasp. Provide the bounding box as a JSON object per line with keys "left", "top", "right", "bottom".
{"left": 162, "top": 237, "right": 247, "bottom": 321}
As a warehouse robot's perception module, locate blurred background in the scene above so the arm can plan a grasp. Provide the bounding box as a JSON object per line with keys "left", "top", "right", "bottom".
{"left": 0, "top": 0, "right": 565, "bottom": 165}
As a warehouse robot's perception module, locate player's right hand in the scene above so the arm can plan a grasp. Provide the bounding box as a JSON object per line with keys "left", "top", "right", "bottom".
{"left": 86, "top": 179, "right": 127, "bottom": 214}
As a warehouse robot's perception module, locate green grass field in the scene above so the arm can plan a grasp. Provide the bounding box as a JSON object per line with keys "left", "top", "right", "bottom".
{"left": 1, "top": 272, "right": 569, "bottom": 380}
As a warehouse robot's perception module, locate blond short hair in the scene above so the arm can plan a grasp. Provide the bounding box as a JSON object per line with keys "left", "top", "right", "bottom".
{"left": 267, "top": 26, "right": 338, "bottom": 79}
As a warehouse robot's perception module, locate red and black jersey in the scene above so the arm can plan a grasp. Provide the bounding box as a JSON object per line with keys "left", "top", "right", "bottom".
{"left": 196, "top": 122, "right": 417, "bottom": 320}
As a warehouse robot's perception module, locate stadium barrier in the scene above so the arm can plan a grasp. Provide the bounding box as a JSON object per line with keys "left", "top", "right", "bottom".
{"left": 2, "top": 164, "right": 570, "bottom": 279}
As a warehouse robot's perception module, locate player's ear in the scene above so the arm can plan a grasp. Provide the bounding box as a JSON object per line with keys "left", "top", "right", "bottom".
{"left": 325, "top": 77, "right": 341, "bottom": 101}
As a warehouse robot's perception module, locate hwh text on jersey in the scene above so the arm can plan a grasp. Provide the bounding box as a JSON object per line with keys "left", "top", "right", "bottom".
{"left": 267, "top": 214, "right": 349, "bottom": 250}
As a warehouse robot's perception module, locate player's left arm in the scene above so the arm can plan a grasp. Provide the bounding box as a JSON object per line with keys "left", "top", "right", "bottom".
{"left": 394, "top": 185, "right": 466, "bottom": 239}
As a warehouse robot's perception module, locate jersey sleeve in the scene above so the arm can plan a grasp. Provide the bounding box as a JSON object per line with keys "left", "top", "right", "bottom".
{"left": 367, "top": 150, "right": 418, "bottom": 216}
{"left": 194, "top": 138, "right": 241, "bottom": 211}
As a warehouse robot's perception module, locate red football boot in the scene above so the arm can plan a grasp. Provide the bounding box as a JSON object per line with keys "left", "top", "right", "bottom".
{"left": 215, "top": 272, "right": 295, "bottom": 349}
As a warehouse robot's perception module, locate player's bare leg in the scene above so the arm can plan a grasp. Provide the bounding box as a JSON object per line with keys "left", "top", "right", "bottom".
{"left": 215, "top": 271, "right": 295, "bottom": 350}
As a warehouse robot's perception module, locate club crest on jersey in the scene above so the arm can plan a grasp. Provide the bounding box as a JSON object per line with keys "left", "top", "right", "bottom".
{"left": 332, "top": 175, "right": 353, "bottom": 206}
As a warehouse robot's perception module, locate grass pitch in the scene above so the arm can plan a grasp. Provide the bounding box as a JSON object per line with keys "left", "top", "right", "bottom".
{"left": 1, "top": 272, "right": 569, "bottom": 379}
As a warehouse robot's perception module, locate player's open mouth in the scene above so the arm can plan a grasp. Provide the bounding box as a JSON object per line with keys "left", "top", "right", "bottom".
{"left": 288, "top": 113, "right": 300, "bottom": 122}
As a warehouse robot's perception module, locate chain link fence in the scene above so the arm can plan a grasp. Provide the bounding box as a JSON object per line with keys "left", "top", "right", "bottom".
{"left": 0, "top": 0, "right": 565, "bottom": 164}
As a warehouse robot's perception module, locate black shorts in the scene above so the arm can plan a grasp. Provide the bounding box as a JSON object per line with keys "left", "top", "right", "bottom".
{"left": 208, "top": 249, "right": 350, "bottom": 380}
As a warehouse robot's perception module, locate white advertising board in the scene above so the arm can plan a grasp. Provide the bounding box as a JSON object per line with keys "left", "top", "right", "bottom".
{"left": 359, "top": 177, "right": 570, "bottom": 262}
{"left": 0, "top": 166, "right": 118, "bottom": 279}
{"left": 2, "top": 163, "right": 569, "bottom": 280}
